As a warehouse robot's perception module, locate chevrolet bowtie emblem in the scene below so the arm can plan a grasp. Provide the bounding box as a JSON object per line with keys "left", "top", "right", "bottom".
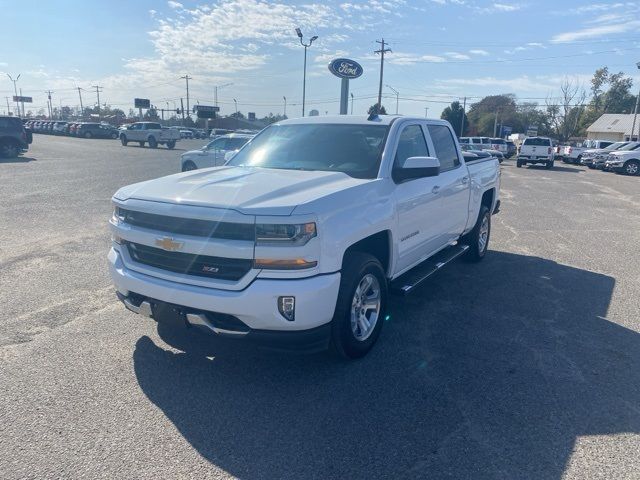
{"left": 155, "top": 237, "right": 184, "bottom": 251}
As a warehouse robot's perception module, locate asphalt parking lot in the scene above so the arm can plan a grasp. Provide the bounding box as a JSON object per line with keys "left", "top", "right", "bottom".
{"left": 1, "top": 135, "right": 639, "bottom": 479}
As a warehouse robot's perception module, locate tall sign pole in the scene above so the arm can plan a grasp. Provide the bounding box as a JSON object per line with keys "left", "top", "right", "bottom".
{"left": 328, "top": 58, "right": 363, "bottom": 115}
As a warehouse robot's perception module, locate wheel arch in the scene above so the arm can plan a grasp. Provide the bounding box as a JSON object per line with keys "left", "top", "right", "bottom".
{"left": 342, "top": 230, "right": 392, "bottom": 278}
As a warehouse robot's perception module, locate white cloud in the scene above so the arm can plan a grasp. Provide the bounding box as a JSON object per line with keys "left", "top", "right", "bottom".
{"left": 492, "top": 2, "right": 521, "bottom": 11}
{"left": 167, "top": 1, "right": 183, "bottom": 9}
{"left": 551, "top": 19, "right": 640, "bottom": 42}
{"left": 469, "top": 49, "right": 489, "bottom": 56}
{"left": 314, "top": 50, "right": 349, "bottom": 63}
{"left": 383, "top": 53, "right": 446, "bottom": 65}
{"left": 445, "top": 51, "right": 470, "bottom": 60}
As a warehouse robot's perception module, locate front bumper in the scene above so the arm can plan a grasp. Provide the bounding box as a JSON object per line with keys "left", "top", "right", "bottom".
{"left": 109, "top": 247, "right": 341, "bottom": 333}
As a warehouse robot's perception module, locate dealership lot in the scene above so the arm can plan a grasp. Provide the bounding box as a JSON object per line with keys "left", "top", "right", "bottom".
{"left": 1, "top": 136, "right": 639, "bottom": 479}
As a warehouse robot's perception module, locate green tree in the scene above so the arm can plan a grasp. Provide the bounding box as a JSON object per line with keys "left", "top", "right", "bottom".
{"left": 467, "top": 94, "right": 517, "bottom": 136}
{"left": 440, "top": 101, "right": 469, "bottom": 136}
{"left": 367, "top": 104, "right": 387, "bottom": 115}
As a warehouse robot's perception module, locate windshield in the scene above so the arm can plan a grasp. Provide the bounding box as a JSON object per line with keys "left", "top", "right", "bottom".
{"left": 227, "top": 123, "right": 389, "bottom": 179}
{"left": 601, "top": 142, "right": 627, "bottom": 150}
{"left": 618, "top": 142, "right": 640, "bottom": 151}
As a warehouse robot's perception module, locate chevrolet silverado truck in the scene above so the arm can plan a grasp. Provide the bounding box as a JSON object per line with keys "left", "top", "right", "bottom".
{"left": 517, "top": 136, "right": 554, "bottom": 168}
{"left": 109, "top": 115, "right": 500, "bottom": 358}
{"left": 119, "top": 122, "right": 179, "bottom": 149}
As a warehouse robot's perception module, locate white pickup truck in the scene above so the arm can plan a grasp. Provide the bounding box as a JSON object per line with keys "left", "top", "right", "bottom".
{"left": 119, "top": 122, "right": 180, "bottom": 149}
{"left": 560, "top": 140, "right": 614, "bottom": 164}
{"left": 108, "top": 115, "right": 500, "bottom": 358}
{"left": 517, "top": 136, "right": 554, "bottom": 168}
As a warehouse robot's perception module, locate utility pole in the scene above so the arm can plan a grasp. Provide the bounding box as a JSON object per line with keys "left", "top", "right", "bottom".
{"left": 180, "top": 98, "right": 185, "bottom": 124}
{"left": 283, "top": 96, "right": 287, "bottom": 117}
{"left": 630, "top": 62, "right": 640, "bottom": 141}
{"left": 180, "top": 75, "right": 192, "bottom": 120}
{"left": 45, "top": 90, "right": 54, "bottom": 119}
{"left": 233, "top": 98, "right": 238, "bottom": 129}
{"left": 91, "top": 85, "right": 103, "bottom": 118}
{"left": 425, "top": 107, "right": 428, "bottom": 118}
{"left": 386, "top": 84, "right": 399, "bottom": 114}
{"left": 493, "top": 108, "right": 500, "bottom": 137}
{"left": 374, "top": 39, "right": 391, "bottom": 112}
{"left": 460, "top": 97, "right": 467, "bottom": 136}
{"left": 19, "top": 88, "right": 25, "bottom": 118}
{"left": 76, "top": 87, "right": 84, "bottom": 118}
{"left": 5, "top": 97, "right": 11, "bottom": 116}
{"left": 350, "top": 92, "right": 354, "bottom": 114}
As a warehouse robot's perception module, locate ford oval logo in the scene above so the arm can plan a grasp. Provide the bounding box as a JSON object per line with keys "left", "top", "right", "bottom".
{"left": 328, "top": 58, "right": 363, "bottom": 79}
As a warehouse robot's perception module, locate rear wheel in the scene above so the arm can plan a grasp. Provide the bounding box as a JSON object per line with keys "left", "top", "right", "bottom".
{"left": 516, "top": 159, "right": 523, "bottom": 168}
{"left": 182, "top": 161, "right": 197, "bottom": 172}
{"left": 111, "top": 132, "right": 118, "bottom": 139}
{"left": 624, "top": 160, "right": 639, "bottom": 176}
{"left": 330, "top": 252, "right": 387, "bottom": 359}
{"left": 0, "top": 141, "right": 19, "bottom": 158}
{"left": 462, "top": 205, "right": 491, "bottom": 262}
{"left": 120, "top": 135, "right": 128, "bottom": 146}
{"left": 148, "top": 136, "right": 158, "bottom": 148}
{"left": 84, "top": 132, "right": 92, "bottom": 139}
{"left": 167, "top": 140, "right": 176, "bottom": 149}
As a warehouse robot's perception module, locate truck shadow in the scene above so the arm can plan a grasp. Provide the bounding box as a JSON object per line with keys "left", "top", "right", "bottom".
{"left": 0, "top": 156, "right": 37, "bottom": 164}
{"left": 133, "top": 251, "right": 639, "bottom": 479}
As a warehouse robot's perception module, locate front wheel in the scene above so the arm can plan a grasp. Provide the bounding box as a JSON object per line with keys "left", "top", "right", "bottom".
{"left": 111, "top": 132, "right": 118, "bottom": 139}
{"left": 84, "top": 132, "right": 92, "bottom": 139}
{"left": 120, "top": 136, "right": 128, "bottom": 146}
{"left": 545, "top": 161, "right": 554, "bottom": 169}
{"left": 181, "top": 161, "right": 197, "bottom": 172}
{"left": 148, "top": 136, "right": 158, "bottom": 148}
{"left": 0, "top": 141, "right": 19, "bottom": 158}
{"left": 330, "top": 252, "right": 387, "bottom": 359}
{"left": 516, "top": 159, "right": 523, "bottom": 168}
{"left": 167, "top": 140, "right": 176, "bottom": 149}
{"left": 461, "top": 205, "right": 491, "bottom": 263}
{"left": 624, "top": 160, "right": 639, "bottom": 176}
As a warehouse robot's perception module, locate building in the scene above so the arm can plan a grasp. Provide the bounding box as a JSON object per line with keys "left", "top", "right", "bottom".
{"left": 586, "top": 114, "right": 640, "bottom": 141}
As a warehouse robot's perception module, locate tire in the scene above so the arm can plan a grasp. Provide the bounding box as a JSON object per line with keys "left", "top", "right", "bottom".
{"left": 624, "top": 160, "right": 639, "bottom": 176}
{"left": 167, "top": 140, "right": 176, "bottom": 150}
{"left": 576, "top": 155, "right": 582, "bottom": 164}
{"left": 461, "top": 205, "right": 491, "bottom": 263}
{"left": 148, "top": 136, "right": 158, "bottom": 148}
{"left": 139, "top": 141, "right": 145, "bottom": 147}
{"left": 111, "top": 132, "right": 118, "bottom": 139}
{"left": 516, "top": 159, "right": 523, "bottom": 168}
{"left": 182, "top": 161, "right": 197, "bottom": 172}
{"left": 84, "top": 132, "right": 92, "bottom": 139}
{"left": 0, "top": 140, "right": 19, "bottom": 158}
{"left": 545, "top": 161, "right": 554, "bottom": 169}
{"left": 120, "top": 135, "right": 128, "bottom": 146}
{"left": 330, "top": 252, "right": 387, "bottom": 359}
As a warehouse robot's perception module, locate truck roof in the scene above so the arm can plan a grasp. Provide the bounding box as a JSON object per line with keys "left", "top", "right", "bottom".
{"left": 277, "top": 115, "right": 419, "bottom": 126}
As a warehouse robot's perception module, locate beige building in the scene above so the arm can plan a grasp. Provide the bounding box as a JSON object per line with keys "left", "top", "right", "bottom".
{"left": 586, "top": 114, "right": 640, "bottom": 141}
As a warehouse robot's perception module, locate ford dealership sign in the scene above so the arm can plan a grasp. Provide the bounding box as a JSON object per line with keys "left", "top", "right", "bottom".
{"left": 328, "top": 58, "right": 363, "bottom": 79}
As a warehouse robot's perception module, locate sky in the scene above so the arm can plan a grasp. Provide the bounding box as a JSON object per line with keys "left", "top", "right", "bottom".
{"left": 1, "top": 0, "right": 640, "bottom": 118}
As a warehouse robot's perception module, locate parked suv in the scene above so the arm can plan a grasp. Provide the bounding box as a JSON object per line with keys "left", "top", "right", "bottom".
{"left": 77, "top": 123, "right": 120, "bottom": 139}
{"left": 0, "top": 116, "right": 31, "bottom": 158}
{"left": 517, "top": 137, "right": 554, "bottom": 168}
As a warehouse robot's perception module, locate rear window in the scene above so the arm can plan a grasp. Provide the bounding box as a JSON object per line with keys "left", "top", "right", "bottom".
{"left": 523, "top": 137, "right": 551, "bottom": 146}
{"left": 491, "top": 139, "right": 506, "bottom": 144}
{"left": 0, "top": 117, "right": 22, "bottom": 130}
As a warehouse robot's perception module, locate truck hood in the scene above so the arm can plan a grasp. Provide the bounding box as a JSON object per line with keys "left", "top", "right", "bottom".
{"left": 113, "top": 166, "right": 371, "bottom": 216}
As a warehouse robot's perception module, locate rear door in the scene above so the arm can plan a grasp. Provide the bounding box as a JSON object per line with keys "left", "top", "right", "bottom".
{"left": 426, "top": 123, "right": 470, "bottom": 244}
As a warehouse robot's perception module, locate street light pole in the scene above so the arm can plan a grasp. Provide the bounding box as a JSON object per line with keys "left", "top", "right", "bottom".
{"left": 214, "top": 83, "right": 233, "bottom": 109}
{"left": 6, "top": 73, "right": 20, "bottom": 117}
{"left": 233, "top": 98, "right": 238, "bottom": 129}
{"left": 283, "top": 96, "right": 287, "bottom": 118}
{"left": 350, "top": 92, "right": 354, "bottom": 114}
{"left": 631, "top": 62, "right": 640, "bottom": 141}
{"left": 386, "top": 84, "right": 399, "bottom": 114}
{"left": 295, "top": 28, "right": 318, "bottom": 117}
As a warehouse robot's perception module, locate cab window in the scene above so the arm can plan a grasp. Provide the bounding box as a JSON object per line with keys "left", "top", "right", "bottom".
{"left": 427, "top": 124, "right": 460, "bottom": 172}
{"left": 394, "top": 125, "right": 429, "bottom": 169}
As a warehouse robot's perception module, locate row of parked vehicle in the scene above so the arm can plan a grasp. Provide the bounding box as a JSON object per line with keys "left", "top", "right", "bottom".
{"left": 568, "top": 141, "right": 640, "bottom": 176}
{"left": 458, "top": 137, "right": 517, "bottom": 159}
{"left": 25, "top": 120, "right": 120, "bottom": 139}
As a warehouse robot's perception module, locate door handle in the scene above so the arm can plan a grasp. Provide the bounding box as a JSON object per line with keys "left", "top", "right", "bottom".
{"left": 461, "top": 176, "right": 469, "bottom": 184}
{"left": 432, "top": 185, "right": 440, "bottom": 194}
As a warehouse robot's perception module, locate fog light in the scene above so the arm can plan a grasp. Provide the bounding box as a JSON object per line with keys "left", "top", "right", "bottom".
{"left": 111, "top": 234, "right": 122, "bottom": 244}
{"left": 278, "top": 296, "right": 295, "bottom": 321}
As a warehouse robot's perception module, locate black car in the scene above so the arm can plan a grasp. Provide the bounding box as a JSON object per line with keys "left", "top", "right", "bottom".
{"left": 0, "top": 116, "right": 31, "bottom": 158}
{"left": 76, "top": 123, "right": 120, "bottom": 139}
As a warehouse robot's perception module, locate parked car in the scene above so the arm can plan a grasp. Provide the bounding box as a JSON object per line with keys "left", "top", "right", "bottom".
{"left": 490, "top": 138, "right": 508, "bottom": 154}
{"left": 52, "top": 121, "right": 69, "bottom": 135}
{"left": 460, "top": 144, "right": 503, "bottom": 163}
{"left": 517, "top": 137, "right": 554, "bottom": 168}
{"left": 76, "top": 123, "right": 120, "bottom": 139}
{"left": 119, "top": 122, "right": 180, "bottom": 148}
{"left": 581, "top": 141, "right": 629, "bottom": 168}
{"left": 181, "top": 134, "right": 253, "bottom": 171}
{"left": 108, "top": 115, "right": 500, "bottom": 358}
{"left": 594, "top": 142, "right": 640, "bottom": 170}
{"left": 209, "top": 128, "right": 234, "bottom": 139}
{"left": 0, "top": 115, "right": 31, "bottom": 158}
{"left": 459, "top": 136, "right": 491, "bottom": 150}
{"left": 179, "top": 129, "right": 193, "bottom": 139}
{"left": 561, "top": 140, "right": 614, "bottom": 164}
{"left": 602, "top": 142, "right": 640, "bottom": 175}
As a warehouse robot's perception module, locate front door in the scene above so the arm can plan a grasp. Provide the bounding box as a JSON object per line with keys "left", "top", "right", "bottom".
{"left": 392, "top": 123, "right": 443, "bottom": 275}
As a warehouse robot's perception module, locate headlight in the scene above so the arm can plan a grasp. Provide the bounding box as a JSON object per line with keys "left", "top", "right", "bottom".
{"left": 111, "top": 206, "right": 125, "bottom": 225}
{"left": 255, "top": 222, "right": 316, "bottom": 246}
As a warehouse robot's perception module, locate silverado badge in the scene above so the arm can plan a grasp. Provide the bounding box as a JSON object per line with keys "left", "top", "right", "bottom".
{"left": 155, "top": 237, "right": 184, "bottom": 252}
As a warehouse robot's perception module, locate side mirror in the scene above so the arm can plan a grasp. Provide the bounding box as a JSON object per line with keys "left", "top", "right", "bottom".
{"left": 224, "top": 151, "right": 237, "bottom": 162}
{"left": 394, "top": 156, "right": 440, "bottom": 182}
